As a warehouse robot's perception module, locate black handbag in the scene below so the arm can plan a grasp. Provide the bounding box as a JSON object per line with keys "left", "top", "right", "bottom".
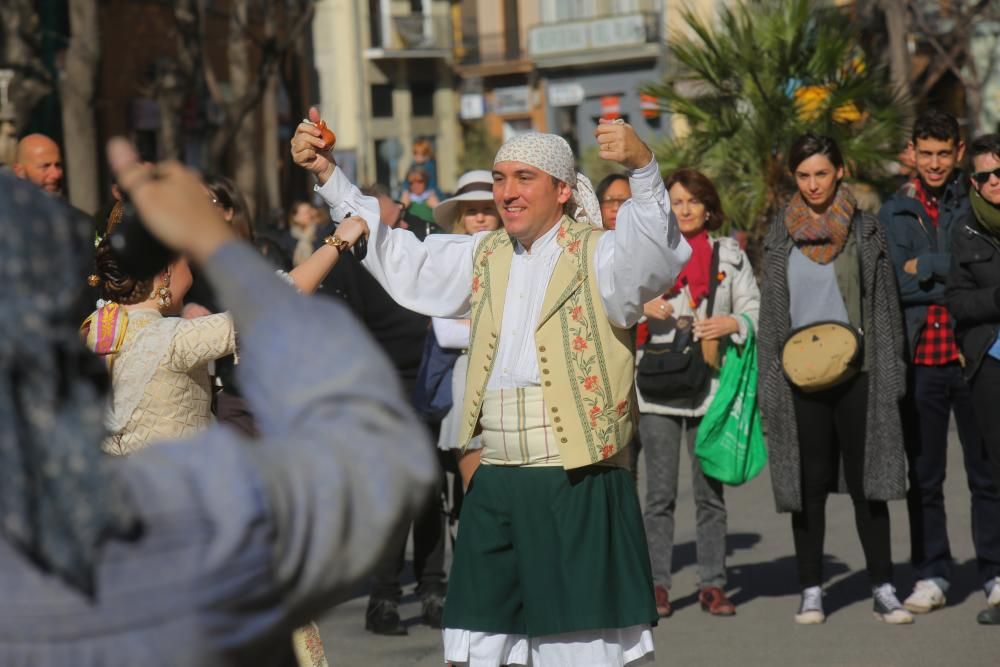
{"left": 636, "top": 316, "right": 710, "bottom": 401}
{"left": 636, "top": 242, "right": 720, "bottom": 402}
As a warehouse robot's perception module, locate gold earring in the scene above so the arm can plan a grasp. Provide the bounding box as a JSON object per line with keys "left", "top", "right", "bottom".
{"left": 155, "top": 271, "right": 173, "bottom": 311}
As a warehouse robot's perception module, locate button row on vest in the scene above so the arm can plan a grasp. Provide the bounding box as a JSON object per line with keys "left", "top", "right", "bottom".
{"left": 539, "top": 346, "right": 546, "bottom": 352}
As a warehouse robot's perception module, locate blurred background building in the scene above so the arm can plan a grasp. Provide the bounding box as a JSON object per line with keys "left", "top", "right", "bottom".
{"left": 1, "top": 0, "right": 998, "bottom": 219}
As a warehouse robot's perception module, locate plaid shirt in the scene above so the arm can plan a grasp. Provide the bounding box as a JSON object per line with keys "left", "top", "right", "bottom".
{"left": 913, "top": 304, "right": 960, "bottom": 365}
{"left": 909, "top": 178, "right": 960, "bottom": 365}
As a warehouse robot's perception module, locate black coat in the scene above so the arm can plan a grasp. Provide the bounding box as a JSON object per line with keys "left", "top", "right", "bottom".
{"left": 946, "top": 209, "right": 1000, "bottom": 381}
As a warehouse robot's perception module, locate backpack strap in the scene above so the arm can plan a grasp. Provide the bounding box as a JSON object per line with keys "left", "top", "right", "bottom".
{"left": 705, "top": 240, "right": 722, "bottom": 317}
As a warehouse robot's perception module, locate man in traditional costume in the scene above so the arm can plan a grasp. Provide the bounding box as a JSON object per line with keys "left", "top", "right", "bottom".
{"left": 292, "top": 111, "right": 691, "bottom": 666}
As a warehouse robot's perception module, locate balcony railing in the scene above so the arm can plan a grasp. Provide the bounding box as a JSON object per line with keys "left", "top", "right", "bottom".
{"left": 368, "top": 13, "right": 452, "bottom": 55}
{"left": 458, "top": 33, "right": 527, "bottom": 67}
{"left": 527, "top": 11, "right": 660, "bottom": 60}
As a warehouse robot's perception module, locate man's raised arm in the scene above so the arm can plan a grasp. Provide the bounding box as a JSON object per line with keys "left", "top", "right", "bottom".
{"left": 593, "top": 121, "right": 691, "bottom": 328}
{"left": 291, "top": 108, "right": 476, "bottom": 318}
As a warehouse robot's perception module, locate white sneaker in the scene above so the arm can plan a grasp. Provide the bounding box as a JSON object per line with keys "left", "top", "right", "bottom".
{"left": 873, "top": 584, "right": 914, "bottom": 625}
{"left": 794, "top": 586, "right": 825, "bottom": 625}
{"left": 988, "top": 577, "right": 1000, "bottom": 608}
{"left": 903, "top": 579, "right": 946, "bottom": 613}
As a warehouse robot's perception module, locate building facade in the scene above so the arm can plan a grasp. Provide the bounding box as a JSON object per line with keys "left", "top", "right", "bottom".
{"left": 312, "top": 0, "right": 459, "bottom": 194}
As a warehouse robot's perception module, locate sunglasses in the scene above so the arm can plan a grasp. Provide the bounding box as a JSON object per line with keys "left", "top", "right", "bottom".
{"left": 973, "top": 167, "right": 1000, "bottom": 185}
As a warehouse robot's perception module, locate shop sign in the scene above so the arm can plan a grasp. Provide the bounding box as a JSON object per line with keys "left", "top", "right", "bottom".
{"left": 493, "top": 86, "right": 532, "bottom": 115}
{"left": 549, "top": 82, "right": 585, "bottom": 107}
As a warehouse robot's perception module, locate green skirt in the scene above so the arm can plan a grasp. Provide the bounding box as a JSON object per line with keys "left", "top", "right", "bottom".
{"left": 442, "top": 463, "right": 657, "bottom": 637}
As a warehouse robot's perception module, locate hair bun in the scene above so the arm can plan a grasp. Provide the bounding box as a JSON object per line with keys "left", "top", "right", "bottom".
{"left": 94, "top": 239, "right": 150, "bottom": 305}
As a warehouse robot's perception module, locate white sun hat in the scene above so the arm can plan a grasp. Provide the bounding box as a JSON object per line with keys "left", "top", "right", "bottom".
{"left": 432, "top": 169, "right": 495, "bottom": 228}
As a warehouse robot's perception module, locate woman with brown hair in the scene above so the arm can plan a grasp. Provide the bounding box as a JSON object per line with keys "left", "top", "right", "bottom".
{"left": 638, "top": 168, "right": 760, "bottom": 618}
{"left": 757, "top": 133, "right": 910, "bottom": 625}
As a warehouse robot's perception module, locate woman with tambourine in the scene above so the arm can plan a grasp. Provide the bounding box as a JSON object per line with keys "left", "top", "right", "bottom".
{"left": 757, "top": 133, "right": 910, "bottom": 625}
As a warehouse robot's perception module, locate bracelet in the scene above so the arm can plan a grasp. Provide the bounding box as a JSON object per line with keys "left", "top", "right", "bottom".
{"left": 323, "top": 234, "right": 351, "bottom": 252}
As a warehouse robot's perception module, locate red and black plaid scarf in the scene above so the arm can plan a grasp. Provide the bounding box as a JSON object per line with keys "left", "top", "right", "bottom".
{"left": 784, "top": 188, "right": 856, "bottom": 265}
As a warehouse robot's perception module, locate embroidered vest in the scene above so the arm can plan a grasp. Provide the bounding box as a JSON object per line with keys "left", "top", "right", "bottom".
{"left": 457, "top": 216, "right": 637, "bottom": 469}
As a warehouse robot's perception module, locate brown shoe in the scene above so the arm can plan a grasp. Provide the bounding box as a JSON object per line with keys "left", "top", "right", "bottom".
{"left": 699, "top": 586, "right": 736, "bottom": 616}
{"left": 654, "top": 585, "right": 672, "bottom": 617}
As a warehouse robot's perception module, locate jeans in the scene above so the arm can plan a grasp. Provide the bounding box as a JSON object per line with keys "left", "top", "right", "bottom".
{"left": 790, "top": 374, "right": 892, "bottom": 588}
{"left": 905, "top": 363, "right": 1000, "bottom": 586}
{"left": 971, "top": 357, "right": 1000, "bottom": 493}
{"left": 640, "top": 412, "right": 727, "bottom": 590}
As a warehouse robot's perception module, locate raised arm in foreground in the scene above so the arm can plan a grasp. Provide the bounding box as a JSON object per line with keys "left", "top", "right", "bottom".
{"left": 108, "top": 139, "right": 437, "bottom": 640}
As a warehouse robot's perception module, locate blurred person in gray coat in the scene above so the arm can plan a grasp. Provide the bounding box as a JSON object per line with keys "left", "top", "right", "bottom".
{"left": 0, "top": 140, "right": 437, "bottom": 666}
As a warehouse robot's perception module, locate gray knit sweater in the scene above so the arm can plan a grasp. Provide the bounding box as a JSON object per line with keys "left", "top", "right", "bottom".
{"left": 756, "top": 209, "right": 907, "bottom": 513}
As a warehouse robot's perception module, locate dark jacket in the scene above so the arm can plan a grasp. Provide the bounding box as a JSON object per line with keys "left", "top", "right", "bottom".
{"left": 314, "top": 224, "right": 429, "bottom": 398}
{"left": 878, "top": 176, "right": 969, "bottom": 357}
{"left": 757, "top": 208, "right": 907, "bottom": 513}
{"left": 946, "top": 209, "right": 1000, "bottom": 381}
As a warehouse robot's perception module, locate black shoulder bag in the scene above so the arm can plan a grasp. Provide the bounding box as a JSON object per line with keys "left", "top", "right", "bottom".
{"left": 636, "top": 241, "right": 721, "bottom": 402}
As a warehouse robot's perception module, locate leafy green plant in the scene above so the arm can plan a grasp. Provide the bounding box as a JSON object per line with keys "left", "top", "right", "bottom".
{"left": 645, "top": 0, "right": 906, "bottom": 239}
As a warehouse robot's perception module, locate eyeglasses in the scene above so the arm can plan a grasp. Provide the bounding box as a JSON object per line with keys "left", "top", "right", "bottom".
{"left": 600, "top": 197, "right": 628, "bottom": 209}
{"left": 972, "top": 167, "right": 1000, "bottom": 185}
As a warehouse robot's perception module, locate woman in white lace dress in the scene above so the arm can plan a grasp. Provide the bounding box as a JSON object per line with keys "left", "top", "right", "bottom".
{"left": 83, "top": 200, "right": 367, "bottom": 456}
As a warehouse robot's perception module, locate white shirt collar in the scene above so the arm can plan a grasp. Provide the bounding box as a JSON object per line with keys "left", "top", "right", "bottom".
{"left": 515, "top": 218, "right": 563, "bottom": 256}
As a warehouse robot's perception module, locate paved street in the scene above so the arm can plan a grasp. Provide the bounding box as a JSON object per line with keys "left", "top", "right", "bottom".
{"left": 318, "top": 427, "right": 997, "bottom": 666}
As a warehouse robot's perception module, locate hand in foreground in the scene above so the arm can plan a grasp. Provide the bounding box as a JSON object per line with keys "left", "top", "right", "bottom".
{"left": 291, "top": 107, "right": 336, "bottom": 185}
{"left": 336, "top": 215, "right": 370, "bottom": 247}
{"left": 107, "top": 138, "right": 234, "bottom": 264}
{"left": 903, "top": 258, "right": 918, "bottom": 275}
{"left": 694, "top": 316, "right": 740, "bottom": 341}
{"left": 643, "top": 296, "right": 673, "bottom": 321}
{"left": 595, "top": 119, "right": 654, "bottom": 171}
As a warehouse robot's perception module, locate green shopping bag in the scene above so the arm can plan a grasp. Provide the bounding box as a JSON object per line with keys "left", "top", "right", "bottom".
{"left": 694, "top": 314, "right": 766, "bottom": 485}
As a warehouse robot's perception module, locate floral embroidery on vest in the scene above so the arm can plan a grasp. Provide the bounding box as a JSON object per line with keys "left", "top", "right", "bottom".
{"left": 555, "top": 223, "right": 626, "bottom": 462}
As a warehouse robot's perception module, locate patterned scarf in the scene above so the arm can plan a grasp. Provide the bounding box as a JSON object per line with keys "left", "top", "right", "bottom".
{"left": 494, "top": 132, "right": 603, "bottom": 228}
{"left": 784, "top": 187, "right": 856, "bottom": 264}
{"left": 0, "top": 173, "right": 140, "bottom": 595}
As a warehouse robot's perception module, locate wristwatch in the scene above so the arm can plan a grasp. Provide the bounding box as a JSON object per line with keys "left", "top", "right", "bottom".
{"left": 323, "top": 234, "right": 351, "bottom": 252}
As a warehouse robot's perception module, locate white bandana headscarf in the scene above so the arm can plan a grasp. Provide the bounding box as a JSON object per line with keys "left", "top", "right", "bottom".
{"left": 493, "top": 133, "right": 603, "bottom": 228}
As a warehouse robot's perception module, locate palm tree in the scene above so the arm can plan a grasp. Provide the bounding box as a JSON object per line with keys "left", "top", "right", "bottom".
{"left": 646, "top": 0, "right": 907, "bottom": 241}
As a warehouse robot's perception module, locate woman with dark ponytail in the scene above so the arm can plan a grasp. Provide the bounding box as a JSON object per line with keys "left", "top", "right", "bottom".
{"left": 757, "top": 133, "right": 910, "bottom": 625}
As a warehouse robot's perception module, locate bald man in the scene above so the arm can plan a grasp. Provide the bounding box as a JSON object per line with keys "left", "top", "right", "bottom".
{"left": 13, "top": 133, "right": 64, "bottom": 196}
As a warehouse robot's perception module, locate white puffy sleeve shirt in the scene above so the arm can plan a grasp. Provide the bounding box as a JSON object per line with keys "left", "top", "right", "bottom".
{"left": 314, "top": 158, "right": 690, "bottom": 330}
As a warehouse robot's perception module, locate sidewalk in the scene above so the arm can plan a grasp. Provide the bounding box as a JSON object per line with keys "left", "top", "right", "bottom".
{"left": 317, "top": 427, "right": 997, "bottom": 666}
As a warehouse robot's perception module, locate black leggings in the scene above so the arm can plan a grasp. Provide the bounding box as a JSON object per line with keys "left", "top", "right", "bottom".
{"left": 791, "top": 373, "right": 892, "bottom": 588}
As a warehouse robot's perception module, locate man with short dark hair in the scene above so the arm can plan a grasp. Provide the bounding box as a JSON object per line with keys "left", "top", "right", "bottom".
{"left": 880, "top": 110, "right": 1000, "bottom": 619}
{"left": 12, "top": 133, "right": 64, "bottom": 196}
